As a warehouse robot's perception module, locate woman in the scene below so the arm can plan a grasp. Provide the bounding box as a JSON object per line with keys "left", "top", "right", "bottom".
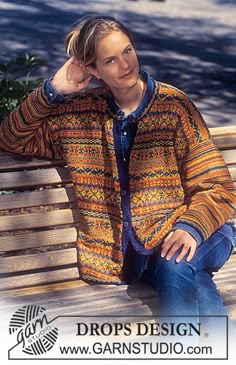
{"left": 0, "top": 15, "right": 235, "bottom": 317}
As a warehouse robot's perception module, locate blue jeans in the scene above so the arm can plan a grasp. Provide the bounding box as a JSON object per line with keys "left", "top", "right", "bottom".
{"left": 140, "top": 223, "right": 234, "bottom": 316}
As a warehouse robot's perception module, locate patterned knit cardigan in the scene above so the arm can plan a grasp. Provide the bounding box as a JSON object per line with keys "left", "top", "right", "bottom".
{"left": 0, "top": 81, "right": 235, "bottom": 283}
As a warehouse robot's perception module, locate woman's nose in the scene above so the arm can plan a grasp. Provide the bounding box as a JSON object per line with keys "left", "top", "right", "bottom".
{"left": 119, "top": 57, "right": 129, "bottom": 69}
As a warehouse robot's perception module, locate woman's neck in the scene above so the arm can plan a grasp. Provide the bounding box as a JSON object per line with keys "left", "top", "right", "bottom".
{"left": 111, "top": 78, "right": 146, "bottom": 116}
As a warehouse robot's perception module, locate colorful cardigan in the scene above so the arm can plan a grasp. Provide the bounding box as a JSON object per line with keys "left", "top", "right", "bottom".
{"left": 0, "top": 81, "right": 235, "bottom": 283}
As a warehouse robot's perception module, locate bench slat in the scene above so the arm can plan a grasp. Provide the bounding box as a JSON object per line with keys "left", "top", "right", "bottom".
{"left": 0, "top": 152, "right": 65, "bottom": 172}
{"left": 211, "top": 135, "right": 236, "bottom": 150}
{"left": 0, "top": 267, "right": 80, "bottom": 291}
{"left": 0, "top": 277, "right": 89, "bottom": 298}
{"left": 228, "top": 166, "right": 236, "bottom": 181}
{"left": 0, "top": 187, "right": 76, "bottom": 211}
{"left": 0, "top": 278, "right": 144, "bottom": 301}
{"left": 0, "top": 281, "right": 137, "bottom": 304}
{"left": 209, "top": 126, "right": 236, "bottom": 137}
{"left": 0, "top": 167, "right": 72, "bottom": 190}
{"left": 210, "top": 126, "right": 236, "bottom": 150}
{"left": 0, "top": 285, "right": 157, "bottom": 320}
{"left": 0, "top": 247, "right": 77, "bottom": 274}
{"left": 1, "top": 282, "right": 157, "bottom": 315}
{"left": 0, "top": 227, "right": 77, "bottom": 252}
{"left": 221, "top": 149, "right": 236, "bottom": 165}
{"left": 0, "top": 208, "right": 79, "bottom": 232}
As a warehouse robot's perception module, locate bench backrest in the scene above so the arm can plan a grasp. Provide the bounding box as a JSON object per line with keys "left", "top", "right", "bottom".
{"left": 0, "top": 126, "right": 235, "bottom": 292}
{"left": 0, "top": 154, "right": 79, "bottom": 291}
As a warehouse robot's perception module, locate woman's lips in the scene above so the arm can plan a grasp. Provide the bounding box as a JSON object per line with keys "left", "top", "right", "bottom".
{"left": 119, "top": 70, "right": 133, "bottom": 79}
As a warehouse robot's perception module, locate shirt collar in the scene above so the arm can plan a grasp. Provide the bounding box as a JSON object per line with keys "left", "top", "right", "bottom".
{"left": 107, "top": 70, "right": 155, "bottom": 120}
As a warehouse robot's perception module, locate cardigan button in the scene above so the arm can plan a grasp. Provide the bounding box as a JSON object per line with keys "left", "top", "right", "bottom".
{"left": 121, "top": 190, "right": 127, "bottom": 196}
{"left": 124, "top": 222, "right": 129, "bottom": 228}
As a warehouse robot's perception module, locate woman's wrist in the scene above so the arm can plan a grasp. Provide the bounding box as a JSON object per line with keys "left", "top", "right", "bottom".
{"left": 43, "top": 78, "right": 67, "bottom": 104}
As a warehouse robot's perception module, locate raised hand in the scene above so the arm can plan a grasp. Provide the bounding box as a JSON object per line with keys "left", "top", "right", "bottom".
{"left": 51, "top": 57, "right": 94, "bottom": 95}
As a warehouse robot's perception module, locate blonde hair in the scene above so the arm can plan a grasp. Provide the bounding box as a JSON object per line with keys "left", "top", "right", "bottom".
{"left": 64, "top": 16, "right": 133, "bottom": 67}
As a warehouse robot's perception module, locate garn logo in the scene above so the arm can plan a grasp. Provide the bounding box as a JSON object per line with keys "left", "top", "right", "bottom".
{"left": 9, "top": 305, "right": 58, "bottom": 355}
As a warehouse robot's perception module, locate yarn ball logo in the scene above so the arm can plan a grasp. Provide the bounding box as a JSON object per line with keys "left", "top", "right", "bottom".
{"left": 9, "top": 305, "right": 58, "bottom": 356}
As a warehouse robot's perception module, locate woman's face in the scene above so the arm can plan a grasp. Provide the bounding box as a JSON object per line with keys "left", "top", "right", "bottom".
{"left": 92, "top": 31, "right": 140, "bottom": 92}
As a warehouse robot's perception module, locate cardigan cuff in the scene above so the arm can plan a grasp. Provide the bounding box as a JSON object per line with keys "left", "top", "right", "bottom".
{"left": 172, "top": 222, "right": 204, "bottom": 246}
{"left": 43, "top": 78, "right": 67, "bottom": 104}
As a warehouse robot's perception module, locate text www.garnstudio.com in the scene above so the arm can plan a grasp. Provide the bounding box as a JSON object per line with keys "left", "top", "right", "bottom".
{"left": 59, "top": 342, "right": 212, "bottom": 356}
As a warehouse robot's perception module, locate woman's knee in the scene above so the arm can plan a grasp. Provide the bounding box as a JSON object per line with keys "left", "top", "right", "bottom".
{"left": 152, "top": 254, "right": 195, "bottom": 284}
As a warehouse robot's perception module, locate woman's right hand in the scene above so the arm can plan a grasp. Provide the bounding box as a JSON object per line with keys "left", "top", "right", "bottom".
{"left": 51, "top": 57, "right": 94, "bottom": 95}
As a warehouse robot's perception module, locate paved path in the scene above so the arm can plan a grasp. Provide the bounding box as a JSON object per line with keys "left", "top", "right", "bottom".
{"left": 0, "top": 0, "right": 236, "bottom": 126}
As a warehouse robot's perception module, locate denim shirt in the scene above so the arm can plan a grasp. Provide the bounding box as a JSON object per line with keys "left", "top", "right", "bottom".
{"left": 107, "top": 71, "right": 156, "bottom": 257}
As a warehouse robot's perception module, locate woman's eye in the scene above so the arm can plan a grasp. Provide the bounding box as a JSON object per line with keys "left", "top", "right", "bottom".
{"left": 105, "top": 58, "right": 114, "bottom": 65}
{"left": 124, "top": 47, "right": 132, "bottom": 55}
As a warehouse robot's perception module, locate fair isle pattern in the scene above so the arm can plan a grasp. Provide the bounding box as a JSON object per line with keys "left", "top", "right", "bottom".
{"left": 0, "top": 83, "right": 235, "bottom": 282}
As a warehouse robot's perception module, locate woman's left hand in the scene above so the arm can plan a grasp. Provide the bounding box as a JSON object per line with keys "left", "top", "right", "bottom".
{"left": 161, "top": 229, "right": 197, "bottom": 263}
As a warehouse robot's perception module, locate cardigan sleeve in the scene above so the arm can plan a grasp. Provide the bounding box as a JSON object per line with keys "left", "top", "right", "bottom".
{"left": 0, "top": 86, "right": 63, "bottom": 159}
{"left": 173, "top": 91, "right": 236, "bottom": 243}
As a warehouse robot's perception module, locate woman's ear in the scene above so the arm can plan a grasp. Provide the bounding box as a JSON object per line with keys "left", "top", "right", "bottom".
{"left": 86, "top": 65, "right": 101, "bottom": 79}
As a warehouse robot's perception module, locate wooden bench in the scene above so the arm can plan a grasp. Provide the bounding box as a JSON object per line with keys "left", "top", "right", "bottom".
{"left": 0, "top": 126, "right": 235, "bottom": 321}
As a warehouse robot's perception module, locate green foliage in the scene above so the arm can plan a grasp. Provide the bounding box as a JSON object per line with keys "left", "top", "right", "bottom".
{"left": 0, "top": 53, "right": 47, "bottom": 122}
